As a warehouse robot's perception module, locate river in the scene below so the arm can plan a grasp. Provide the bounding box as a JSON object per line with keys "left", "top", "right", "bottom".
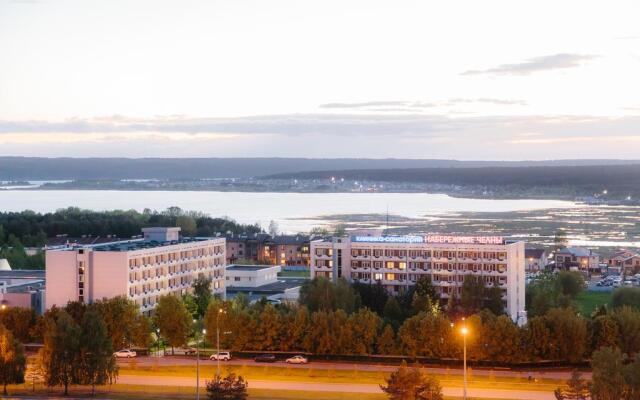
{"left": 0, "top": 190, "right": 577, "bottom": 233}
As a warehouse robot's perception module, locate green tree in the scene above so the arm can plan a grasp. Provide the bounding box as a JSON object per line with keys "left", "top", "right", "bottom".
{"left": 591, "top": 346, "right": 625, "bottom": 400}
{"left": 554, "top": 370, "right": 590, "bottom": 400}
{"left": 460, "top": 275, "right": 485, "bottom": 315}
{"left": 93, "top": 296, "right": 151, "bottom": 349}
{"left": 154, "top": 295, "right": 192, "bottom": 354}
{"left": 485, "top": 283, "right": 504, "bottom": 315}
{"left": 411, "top": 277, "right": 440, "bottom": 315}
{"left": 299, "top": 277, "right": 358, "bottom": 313}
{"left": 78, "top": 309, "right": 117, "bottom": 395}
{"left": 0, "top": 324, "right": 26, "bottom": 396}
{"left": 353, "top": 282, "right": 389, "bottom": 314}
{"left": 611, "top": 287, "right": 640, "bottom": 309}
{"left": 175, "top": 215, "right": 197, "bottom": 236}
{"left": 483, "top": 314, "right": 520, "bottom": 363}
{"left": 192, "top": 276, "right": 213, "bottom": 318}
{"left": 40, "top": 311, "right": 81, "bottom": 396}
{"left": 555, "top": 271, "right": 585, "bottom": 298}
{"left": 182, "top": 293, "right": 199, "bottom": 319}
{"left": 383, "top": 297, "right": 403, "bottom": 327}
{"left": 206, "top": 373, "right": 248, "bottom": 400}
{"left": 381, "top": 361, "right": 444, "bottom": 400}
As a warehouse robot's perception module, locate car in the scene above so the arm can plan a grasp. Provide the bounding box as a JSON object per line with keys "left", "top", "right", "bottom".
{"left": 113, "top": 349, "right": 137, "bottom": 358}
{"left": 254, "top": 354, "right": 277, "bottom": 363}
{"left": 285, "top": 355, "right": 308, "bottom": 364}
{"left": 176, "top": 346, "right": 197, "bottom": 355}
{"left": 210, "top": 351, "right": 232, "bottom": 361}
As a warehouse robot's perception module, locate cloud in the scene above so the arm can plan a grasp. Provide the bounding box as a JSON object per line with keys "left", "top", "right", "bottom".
{"left": 318, "top": 98, "right": 526, "bottom": 111}
{"left": 461, "top": 53, "right": 598, "bottom": 76}
{"left": 1, "top": 114, "right": 639, "bottom": 143}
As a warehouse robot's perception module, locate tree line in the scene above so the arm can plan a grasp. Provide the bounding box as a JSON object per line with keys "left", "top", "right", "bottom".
{"left": 0, "top": 206, "right": 262, "bottom": 269}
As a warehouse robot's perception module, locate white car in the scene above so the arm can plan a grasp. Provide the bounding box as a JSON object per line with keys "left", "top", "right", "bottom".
{"left": 210, "top": 351, "right": 231, "bottom": 361}
{"left": 285, "top": 355, "right": 308, "bottom": 364}
{"left": 113, "top": 349, "right": 137, "bottom": 358}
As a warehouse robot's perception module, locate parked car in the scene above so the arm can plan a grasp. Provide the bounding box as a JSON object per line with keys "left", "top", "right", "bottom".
{"left": 113, "top": 349, "right": 137, "bottom": 358}
{"left": 175, "top": 346, "right": 197, "bottom": 355}
{"left": 285, "top": 355, "right": 308, "bottom": 364}
{"left": 254, "top": 354, "right": 277, "bottom": 363}
{"left": 210, "top": 351, "right": 232, "bottom": 361}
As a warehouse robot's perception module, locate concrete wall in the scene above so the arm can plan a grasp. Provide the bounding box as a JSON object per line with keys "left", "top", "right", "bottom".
{"left": 45, "top": 250, "right": 79, "bottom": 308}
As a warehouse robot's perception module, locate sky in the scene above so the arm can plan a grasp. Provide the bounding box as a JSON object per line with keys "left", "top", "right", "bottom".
{"left": 1, "top": 0, "right": 639, "bottom": 159}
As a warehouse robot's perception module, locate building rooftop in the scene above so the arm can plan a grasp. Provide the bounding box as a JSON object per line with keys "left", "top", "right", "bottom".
{"left": 90, "top": 237, "right": 217, "bottom": 252}
{"left": 226, "top": 278, "right": 306, "bottom": 294}
{"left": 227, "top": 264, "right": 277, "bottom": 271}
{"left": 0, "top": 270, "right": 46, "bottom": 280}
{"left": 557, "top": 247, "right": 598, "bottom": 257}
{"left": 525, "top": 248, "right": 546, "bottom": 259}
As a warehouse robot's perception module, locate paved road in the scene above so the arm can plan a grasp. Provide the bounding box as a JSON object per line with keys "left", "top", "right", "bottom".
{"left": 118, "top": 356, "right": 588, "bottom": 380}
{"left": 117, "top": 374, "right": 556, "bottom": 400}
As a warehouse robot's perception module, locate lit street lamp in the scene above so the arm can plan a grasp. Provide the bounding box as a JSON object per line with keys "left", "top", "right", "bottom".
{"left": 460, "top": 325, "right": 469, "bottom": 400}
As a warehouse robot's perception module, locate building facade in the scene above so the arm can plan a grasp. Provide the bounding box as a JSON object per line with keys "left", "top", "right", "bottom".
{"left": 554, "top": 248, "right": 600, "bottom": 273}
{"left": 46, "top": 227, "right": 226, "bottom": 315}
{"left": 606, "top": 250, "right": 640, "bottom": 276}
{"left": 225, "top": 264, "right": 281, "bottom": 288}
{"left": 525, "top": 248, "right": 548, "bottom": 272}
{"left": 311, "top": 235, "right": 526, "bottom": 322}
{"left": 225, "top": 233, "right": 310, "bottom": 267}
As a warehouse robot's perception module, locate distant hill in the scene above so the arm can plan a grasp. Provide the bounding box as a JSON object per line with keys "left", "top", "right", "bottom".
{"left": 1, "top": 157, "right": 640, "bottom": 180}
{"left": 263, "top": 164, "right": 640, "bottom": 197}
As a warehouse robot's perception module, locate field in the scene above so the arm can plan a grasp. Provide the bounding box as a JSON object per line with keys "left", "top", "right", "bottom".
{"left": 575, "top": 291, "right": 613, "bottom": 315}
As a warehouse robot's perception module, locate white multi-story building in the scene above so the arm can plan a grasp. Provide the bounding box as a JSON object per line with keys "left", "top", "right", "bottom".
{"left": 46, "top": 227, "right": 226, "bottom": 315}
{"left": 311, "top": 234, "right": 525, "bottom": 322}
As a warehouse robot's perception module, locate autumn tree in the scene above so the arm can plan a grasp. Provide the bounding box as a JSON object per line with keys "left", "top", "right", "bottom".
{"left": 206, "top": 373, "right": 248, "bottom": 400}
{"left": 591, "top": 346, "right": 625, "bottom": 400}
{"left": 377, "top": 324, "right": 397, "bottom": 355}
{"left": 554, "top": 370, "right": 590, "bottom": 400}
{"left": 0, "top": 306, "right": 36, "bottom": 343}
{"left": 381, "top": 361, "right": 443, "bottom": 400}
{"left": 93, "top": 296, "right": 151, "bottom": 349}
{"left": 0, "top": 324, "right": 26, "bottom": 395}
{"left": 154, "top": 295, "right": 192, "bottom": 354}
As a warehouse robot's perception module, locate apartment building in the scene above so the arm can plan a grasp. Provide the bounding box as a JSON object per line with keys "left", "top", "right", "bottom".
{"left": 46, "top": 227, "right": 226, "bottom": 315}
{"left": 554, "top": 247, "right": 600, "bottom": 273}
{"left": 225, "top": 233, "right": 310, "bottom": 267}
{"left": 606, "top": 250, "right": 640, "bottom": 276}
{"left": 311, "top": 235, "right": 525, "bottom": 322}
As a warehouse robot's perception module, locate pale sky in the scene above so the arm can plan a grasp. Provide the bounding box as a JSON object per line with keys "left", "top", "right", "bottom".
{"left": 1, "top": 0, "right": 639, "bottom": 159}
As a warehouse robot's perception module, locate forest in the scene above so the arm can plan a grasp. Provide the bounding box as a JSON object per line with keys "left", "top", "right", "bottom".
{"left": 0, "top": 207, "right": 261, "bottom": 269}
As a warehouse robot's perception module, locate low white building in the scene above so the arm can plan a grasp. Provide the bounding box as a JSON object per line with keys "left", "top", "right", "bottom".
{"left": 225, "top": 264, "right": 281, "bottom": 288}
{"left": 46, "top": 227, "right": 226, "bottom": 315}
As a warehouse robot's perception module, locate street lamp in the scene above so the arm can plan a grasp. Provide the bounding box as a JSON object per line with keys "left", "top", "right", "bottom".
{"left": 196, "top": 324, "right": 205, "bottom": 400}
{"left": 216, "top": 308, "right": 226, "bottom": 377}
{"left": 460, "top": 325, "right": 469, "bottom": 400}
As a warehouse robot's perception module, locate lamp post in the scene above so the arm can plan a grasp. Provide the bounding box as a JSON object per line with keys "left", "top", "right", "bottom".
{"left": 461, "top": 325, "right": 468, "bottom": 400}
{"left": 155, "top": 328, "right": 161, "bottom": 355}
{"left": 216, "top": 308, "right": 226, "bottom": 377}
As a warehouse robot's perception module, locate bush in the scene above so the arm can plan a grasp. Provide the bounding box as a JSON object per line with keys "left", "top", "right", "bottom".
{"left": 206, "top": 373, "right": 248, "bottom": 400}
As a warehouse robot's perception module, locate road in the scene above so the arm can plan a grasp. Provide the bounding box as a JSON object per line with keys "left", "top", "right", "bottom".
{"left": 118, "top": 355, "right": 588, "bottom": 380}
{"left": 116, "top": 374, "right": 556, "bottom": 400}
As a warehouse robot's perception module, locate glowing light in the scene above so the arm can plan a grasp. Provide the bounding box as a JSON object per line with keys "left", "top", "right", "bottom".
{"left": 461, "top": 327, "right": 468, "bottom": 336}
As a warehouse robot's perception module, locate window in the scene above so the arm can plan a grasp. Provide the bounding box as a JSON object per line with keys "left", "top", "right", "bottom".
{"left": 234, "top": 277, "right": 241, "bottom": 281}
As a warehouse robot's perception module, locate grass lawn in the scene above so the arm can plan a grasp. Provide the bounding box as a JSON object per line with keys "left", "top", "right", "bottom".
{"left": 575, "top": 290, "right": 612, "bottom": 315}
{"left": 117, "top": 364, "right": 563, "bottom": 391}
